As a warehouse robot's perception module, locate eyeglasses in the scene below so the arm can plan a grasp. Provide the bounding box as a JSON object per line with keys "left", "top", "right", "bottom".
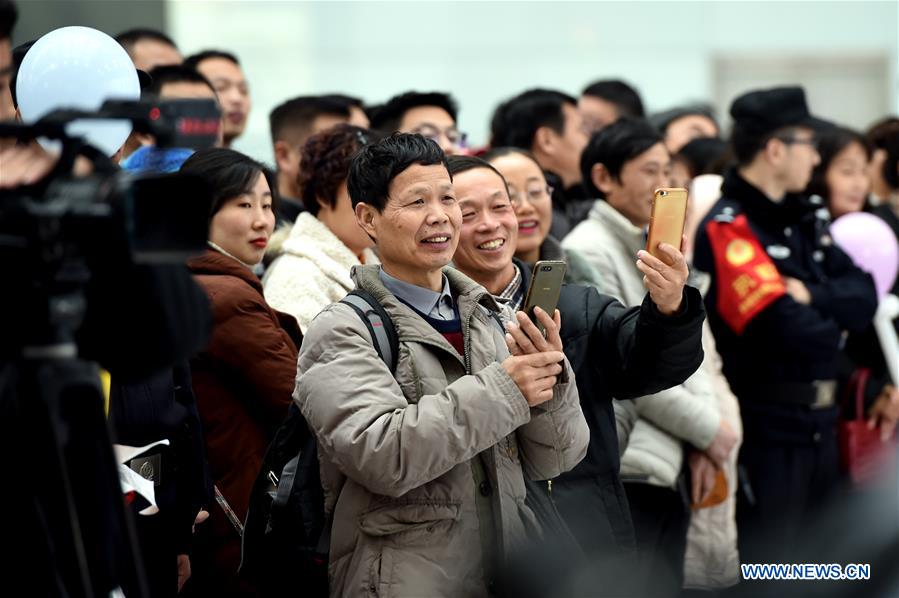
{"left": 509, "top": 185, "right": 554, "bottom": 207}
{"left": 412, "top": 124, "right": 467, "bottom": 148}
{"left": 776, "top": 136, "right": 818, "bottom": 151}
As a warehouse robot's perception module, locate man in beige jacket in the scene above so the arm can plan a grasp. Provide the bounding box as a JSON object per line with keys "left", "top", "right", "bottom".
{"left": 295, "top": 133, "right": 589, "bottom": 597}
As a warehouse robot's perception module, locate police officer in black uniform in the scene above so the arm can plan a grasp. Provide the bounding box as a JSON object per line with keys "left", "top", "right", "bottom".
{"left": 692, "top": 87, "right": 878, "bottom": 569}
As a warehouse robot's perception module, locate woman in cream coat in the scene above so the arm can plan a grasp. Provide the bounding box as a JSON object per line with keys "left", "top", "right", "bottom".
{"left": 264, "top": 125, "right": 379, "bottom": 332}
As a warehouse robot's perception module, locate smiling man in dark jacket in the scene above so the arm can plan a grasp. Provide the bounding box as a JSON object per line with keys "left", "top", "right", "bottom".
{"left": 448, "top": 155, "right": 706, "bottom": 595}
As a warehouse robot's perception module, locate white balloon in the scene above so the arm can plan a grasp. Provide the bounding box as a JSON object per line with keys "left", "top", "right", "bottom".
{"left": 16, "top": 26, "right": 140, "bottom": 156}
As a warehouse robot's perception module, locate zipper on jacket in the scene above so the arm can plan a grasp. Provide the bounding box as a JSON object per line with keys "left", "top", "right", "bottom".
{"left": 461, "top": 296, "right": 501, "bottom": 375}
{"left": 462, "top": 309, "right": 474, "bottom": 374}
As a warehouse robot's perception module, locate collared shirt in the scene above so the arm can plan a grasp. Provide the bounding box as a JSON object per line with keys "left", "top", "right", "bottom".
{"left": 497, "top": 264, "right": 524, "bottom": 311}
{"left": 379, "top": 267, "right": 457, "bottom": 321}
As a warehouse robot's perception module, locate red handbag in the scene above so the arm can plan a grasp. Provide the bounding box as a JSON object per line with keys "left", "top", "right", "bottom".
{"left": 839, "top": 368, "right": 897, "bottom": 485}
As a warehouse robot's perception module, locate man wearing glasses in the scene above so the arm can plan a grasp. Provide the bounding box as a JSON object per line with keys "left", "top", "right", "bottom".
{"left": 370, "top": 90, "right": 465, "bottom": 155}
{"left": 693, "top": 87, "right": 878, "bottom": 568}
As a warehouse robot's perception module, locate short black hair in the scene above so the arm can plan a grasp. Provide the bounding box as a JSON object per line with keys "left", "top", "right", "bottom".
{"left": 580, "top": 117, "right": 665, "bottom": 197}
{"left": 490, "top": 88, "right": 577, "bottom": 149}
{"left": 867, "top": 117, "right": 899, "bottom": 151}
{"left": 446, "top": 155, "right": 511, "bottom": 197}
{"left": 482, "top": 146, "right": 543, "bottom": 171}
{"left": 347, "top": 133, "right": 450, "bottom": 212}
{"left": 730, "top": 122, "right": 803, "bottom": 167}
{"left": 114, "top": 28, "right": 178, "bottom": 52}
{"left": 807, "top": 125, "right": 873, "bottom": 202}
{"left": 675, "top": 137, "right": 729, "bottom": 178}
{"left": 867, "top": 117, "right": 899, "bottom": 189}
{"left": 581, "top": 79, "right": 645, "bottom": 119}
{"left": 184, "top": 49, "right": 240, "bottom": 70}
{"left": 364, "top": 102, "right": 382, "bottom": 123}
{"left": 369, "top": 91, "right": 457, "bottom": 134}
{"left": 179, "top": 147, "right": 275, "bottom": 218}
{"left": 146, "top": 64, "right": 215, "bottom": 97}
{"left": 269, "top": 95, "right": 351, "bottom": 143}
{"left": 650, "top": 104, "right": 718, "bottom": 135}
{"left": 321, "top": 93, "right": 365, "bottom": 110}
{"left": 0, "top": 0, "right": 18, "bottom": 41}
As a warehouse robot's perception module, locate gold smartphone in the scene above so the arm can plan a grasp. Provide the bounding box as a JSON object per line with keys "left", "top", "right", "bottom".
{"left": 646, "top": 188, "right": 688, "bottom": 262}
{"left": 522, "top": 260, "right": 567, "bottom": 335}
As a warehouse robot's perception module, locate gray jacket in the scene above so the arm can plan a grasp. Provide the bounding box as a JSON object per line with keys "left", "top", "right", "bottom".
{"left": 295, "top": 264, "right": 588, "bottom": 597}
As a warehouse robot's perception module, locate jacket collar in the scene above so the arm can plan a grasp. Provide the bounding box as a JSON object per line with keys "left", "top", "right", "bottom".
{"left": 721, "top": 168, "right": 815, "bottom": 231}
{"left": 513, "top": 257, "right": 531, "bottom": 291}
{"left": 274, "top": 212, "right": 376, "bottom": 267}
{"left": 187, "top": 248, "right": 264, "bottom": 293}
{"left": 538, "top": 234, "right": 565, "bottom": 262}
{"left": 350, "top": 264, "right": 501, "bottom": 344}
{"left": 379, "top": 268, "right": 454, "bottom": 317}
{"left": 588, "top": 199, "right": 645, "bottom": 254}
{"left": 545, "top": 170, "right": 591, "bottom": 202}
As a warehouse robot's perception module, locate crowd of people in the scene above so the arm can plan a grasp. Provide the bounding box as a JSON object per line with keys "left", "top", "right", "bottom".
{"left": 3, "top": 2, "right": 899, "bottom": 597}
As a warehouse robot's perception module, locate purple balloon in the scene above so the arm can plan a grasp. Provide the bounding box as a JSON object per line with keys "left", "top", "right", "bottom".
{"left": 830, "top": 212, "right": 899, "bottom": 299}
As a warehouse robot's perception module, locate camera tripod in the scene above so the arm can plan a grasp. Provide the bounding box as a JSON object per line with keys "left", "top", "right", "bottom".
{"left": 0, "top": 252, "right": 149, "bottom": 598}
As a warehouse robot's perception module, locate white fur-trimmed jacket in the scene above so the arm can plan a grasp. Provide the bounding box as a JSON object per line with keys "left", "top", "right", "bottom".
{"left": 263, "top": 212, "right": 379, "bottom": 333}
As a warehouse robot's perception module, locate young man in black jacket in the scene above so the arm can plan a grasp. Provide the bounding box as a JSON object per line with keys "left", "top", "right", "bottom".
{"left": 448, "top": 155, "right": 706, "bottom": 595}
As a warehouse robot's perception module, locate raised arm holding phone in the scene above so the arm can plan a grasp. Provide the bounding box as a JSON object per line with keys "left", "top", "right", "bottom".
{"left": 448, "top": 154, "right": 708, "bottom": 596}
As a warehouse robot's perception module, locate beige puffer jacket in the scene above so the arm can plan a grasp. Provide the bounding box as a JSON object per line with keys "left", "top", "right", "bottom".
{"left": 564, "top": 200, "right": 720, "bottom": 488}
{"left": 683, "top": 299, "right": 743, "bottom": 590}
{"left": 295, "top": 265, "right": 589, "bottom": 597}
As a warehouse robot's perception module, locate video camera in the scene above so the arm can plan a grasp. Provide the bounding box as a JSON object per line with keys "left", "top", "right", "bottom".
{"left": 0, "top": 97, "right": 220, "bottom": 264}
{"left": 0, "top": 98, "right": 222, "bottom": 597}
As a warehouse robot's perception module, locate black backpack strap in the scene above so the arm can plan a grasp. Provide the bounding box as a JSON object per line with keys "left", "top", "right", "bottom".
{"left": 271, "top": 454, "right": 301, "bottom": 512}
{"left": 340, "top": 289, "right": 399, "bottom": 374}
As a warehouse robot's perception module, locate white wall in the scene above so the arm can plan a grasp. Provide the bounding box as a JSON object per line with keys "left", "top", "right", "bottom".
{"left": 168, "top": 0, "right": 899, "bottom": 164}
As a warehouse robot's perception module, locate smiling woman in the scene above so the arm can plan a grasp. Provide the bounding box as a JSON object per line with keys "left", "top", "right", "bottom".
{"left": 178, "top": 148, "right": 303, "bottom": 595}
{"left": 484, "top": 147, "right": 604, "bottom": 289}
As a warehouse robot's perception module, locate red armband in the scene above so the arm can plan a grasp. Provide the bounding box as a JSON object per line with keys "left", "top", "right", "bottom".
{"left": 706, "top": 214, "right": 786, "bottom": 334}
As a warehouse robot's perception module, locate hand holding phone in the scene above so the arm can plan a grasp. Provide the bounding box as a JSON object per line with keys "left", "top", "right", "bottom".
{"left": 646, "top": 188, "right": 688, "bottom": 263}
{"left": 501, "top": 351, "right": 565, "bottom": 407}
{"left": 505, "top": 307, "right": 563, "bottom": 356}
{"left": 636, "top": 247, "right": 689, "bottom": 316}
{"left": 521, "top": 260, "right": 566, "bottom": 336}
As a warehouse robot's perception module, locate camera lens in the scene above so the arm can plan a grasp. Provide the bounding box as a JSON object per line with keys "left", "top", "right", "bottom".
{"left": 542, "top": 266, "right": 552, "bottom": 271}
{"left": 658, "top": 189, "right": 668, "bottom": 197}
